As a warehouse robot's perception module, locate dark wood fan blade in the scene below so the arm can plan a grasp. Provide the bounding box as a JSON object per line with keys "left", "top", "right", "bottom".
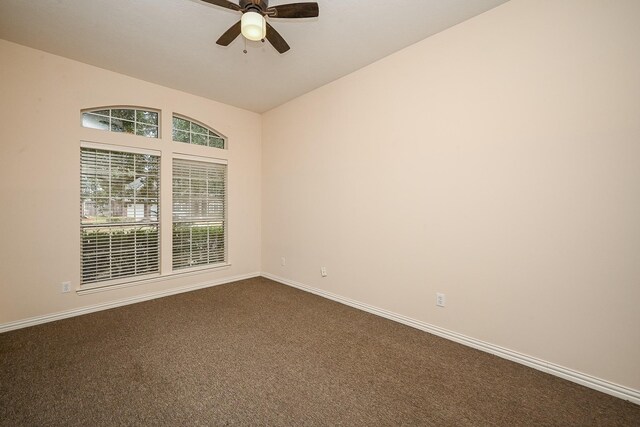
{"left": 201, "top": 0, "right": 241, "bottom": 12}
{"left": 267, "top": 2, "right": 319, "bottom": 18}
{"left": 265, "top": 22, "right": 290, "bottom": 53}
{"left": 216, "top": 21, "right": 241, "bottom": 46}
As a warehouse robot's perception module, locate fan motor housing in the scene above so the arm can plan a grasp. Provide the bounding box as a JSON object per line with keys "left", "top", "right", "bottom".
{"left": 240, "top": 0, "right": 268, "bottom": 13}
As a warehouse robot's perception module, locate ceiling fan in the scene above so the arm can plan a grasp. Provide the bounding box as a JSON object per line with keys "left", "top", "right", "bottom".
{"left": 201, "top": 0, "right": 319, "bottom": 53}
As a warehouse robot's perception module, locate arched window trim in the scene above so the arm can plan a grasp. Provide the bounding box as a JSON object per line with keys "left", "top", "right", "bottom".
{"left": 172, "top": 113, "right": 227, "bottom": 150}
{"left": 81, "top": 106, "right": 160, "bottom": 139}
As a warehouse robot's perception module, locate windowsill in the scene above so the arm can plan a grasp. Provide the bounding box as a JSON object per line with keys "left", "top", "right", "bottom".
{"left": 76, "top": 263, "right": 232, "bottom": 296}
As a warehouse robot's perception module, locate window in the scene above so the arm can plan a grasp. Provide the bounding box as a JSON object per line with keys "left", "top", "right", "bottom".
{"left": 80, "top": 146, "right": 160, "bottom": 285}
{"left": 82, "top": 107, "right": 159, "bottom": 138}
{"left": 172, "top": 115, "right": 226, "bottom": 149}
{"left": 172, "top": 158, "right": 227, "bottom": 269}
{"left": 80, "top": 106, "right": 228, "bottom": 289}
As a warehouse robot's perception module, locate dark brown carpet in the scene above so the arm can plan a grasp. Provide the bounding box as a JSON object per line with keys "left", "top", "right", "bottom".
{"left": 1, "top": 277, "right": 638, "bottom": 426}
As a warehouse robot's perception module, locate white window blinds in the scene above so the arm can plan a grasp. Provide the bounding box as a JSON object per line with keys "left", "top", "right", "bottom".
{"left": 172, "top": 158, "right": 227, "bottom": 270}
{"left": 81, "top": 147, "right": 160, "bottom": 284}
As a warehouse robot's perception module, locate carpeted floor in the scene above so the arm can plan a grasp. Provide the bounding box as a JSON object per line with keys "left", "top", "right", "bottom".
{"left": 1, "top": 277, "right": 638, "bottom": 426}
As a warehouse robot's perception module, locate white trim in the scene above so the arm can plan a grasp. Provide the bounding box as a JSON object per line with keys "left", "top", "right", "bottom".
{"left": 3, "top": 270, "right": 637, "bottom": 405}
{"left": 0, "top": 272, "right": 260, "bottom": 334}
{"left": 80, "top": 140, "right": 161, "bottom": 156}
{"left": 78, "top": 273, "right": 162, "bottom": 293}
{"left": 261, "top": 272, "right": 640, "bottom": 405}
{"left": 81, "top": 105, "right": 161, "bottom": 114}
{"left": 77, "top": 263, "right": 232, "bottom": 295}
{"left": 173, "top": 152, "right": 228, "bottom": 164}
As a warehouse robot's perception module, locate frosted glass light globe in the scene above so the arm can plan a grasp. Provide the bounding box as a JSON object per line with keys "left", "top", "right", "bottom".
{"left": 241, "top": 11, "right": 266, "bottom": 41}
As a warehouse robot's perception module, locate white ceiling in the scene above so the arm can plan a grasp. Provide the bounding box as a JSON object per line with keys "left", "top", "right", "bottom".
{"left": 0, "top": 0, "right": 508, "bottom": 113}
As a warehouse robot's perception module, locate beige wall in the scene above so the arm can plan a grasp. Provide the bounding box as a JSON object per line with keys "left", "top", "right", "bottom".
{"left": 262, "top": 0, "right": 640, "bottom": 390}
{"left": 1, "top": 0, "right": 639, "bottom": 396}
{"left": 0, "top": 39, "right": 261, "bottom": 324}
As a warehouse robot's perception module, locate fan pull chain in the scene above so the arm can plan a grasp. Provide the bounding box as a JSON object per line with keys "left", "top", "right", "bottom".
{"left": 243, "top": 37, "right": 247, "bottom": 54}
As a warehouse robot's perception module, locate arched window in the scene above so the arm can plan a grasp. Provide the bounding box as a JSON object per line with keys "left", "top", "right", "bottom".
{"left": 82, "top": 107, "right": 159, "bottom": 138}
{"left": 172, "top": 115, "right": 226, "bottom": 149}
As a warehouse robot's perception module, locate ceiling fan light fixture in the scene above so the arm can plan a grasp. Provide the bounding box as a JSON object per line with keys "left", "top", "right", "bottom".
{"left": 241, "top": 11, "right": 266, "bottom": 41}
{"left": 212, "top": 0, "right": 318, "bottom": 53}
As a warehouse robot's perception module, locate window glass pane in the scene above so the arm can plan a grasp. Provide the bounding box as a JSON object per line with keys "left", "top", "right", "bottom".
{"left": 191, "top": 133, "right": 207, "bottom": 146}
{"left": 172, "top": 223, "right": 225, "bottom": 269}
{"left": 82, "top": 113, "right": 110, "bottom": 131}
{"left": 111, "top": 119, "right": 135, "bottom": 134}
{"left": 82, "top": 197, "right": 109, "bottom": 223}
{"left": 209, "top": 136, "right": 225, "bottom": 149}
{"left": 191, "top": 123, "right": 208, "bottom": 135}
{"left": 136, "top": 124, "right": 158, "bottom": 138}
{"left": 135, "top": 154, "right": 157, "bottom": 174}
{"left": 136, "top": 110, "right": 158, "bottom": 125}
{"left": 173, "top": 129, "right": 189, "bottom": 143}
{"left": 173, "top": 117, "right": 190, "bottom": 131}
{"left": 111, "top": 109, "right": 135, "bottom": 120}
{"left": 92, "top": 109, "right": 110, "bottom": 116}
{"left": 79, "top": 149, "right": 161, "bottom": 224}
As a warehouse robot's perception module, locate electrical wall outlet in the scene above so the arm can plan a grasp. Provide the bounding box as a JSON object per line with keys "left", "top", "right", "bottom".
{"left": 320, "top": 267, "right": 327, "bottom": 277}
{"left": 436, "top": 292, "right": 445, "bottom": 307}
{"left": 281, "top": 257, "right": 286, "bottom": 266}
{"left": 61, "top": 281, "right": 71, "bottom": 293}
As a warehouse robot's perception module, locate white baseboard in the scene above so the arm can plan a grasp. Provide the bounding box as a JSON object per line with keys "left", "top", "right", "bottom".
{"left": 0, "top": 272, "right": 261, "bottom": 334}
{"left": 3, "top": 270, "right": 637, "bottom": 405}
{"left": 261, "top": 272, "right": 640, "bottom": 405}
